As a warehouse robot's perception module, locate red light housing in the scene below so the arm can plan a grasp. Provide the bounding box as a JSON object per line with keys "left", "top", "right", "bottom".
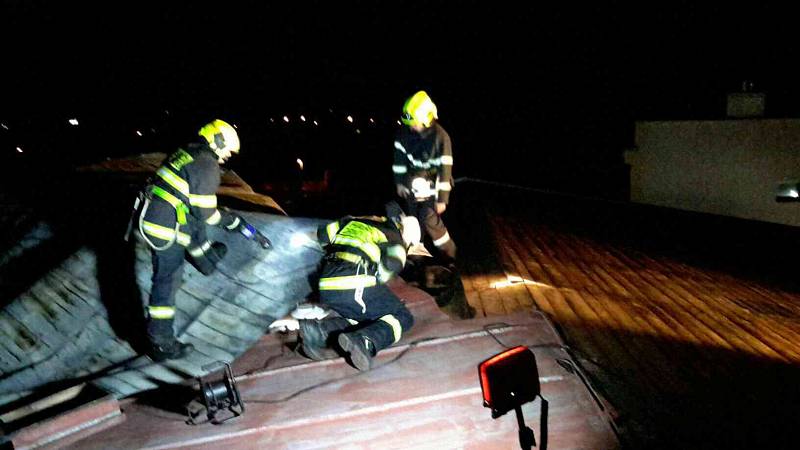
{"left": 478, "top": 346, "right": 540, "bottom": 419}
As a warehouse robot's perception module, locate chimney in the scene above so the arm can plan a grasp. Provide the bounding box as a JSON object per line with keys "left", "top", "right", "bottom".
{"left": 727, "top": 80, "right": 765, "bottom": 118}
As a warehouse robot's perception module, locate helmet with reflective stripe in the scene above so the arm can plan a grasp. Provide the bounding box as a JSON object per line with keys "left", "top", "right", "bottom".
{"left": 401, "top": 91, "right": 438, "bottom": 128}
{"left": 199, "top": 119, "right": 240, "bottom": 153}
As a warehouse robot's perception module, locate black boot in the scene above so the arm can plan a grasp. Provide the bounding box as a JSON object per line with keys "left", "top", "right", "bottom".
{"left": 148, "top": 340, "right": 194, "bottom": 362}
{"left": 298, "top": 318, "right": 350, "bottom": 361}
{"left": 337, "top": 332, "right": 377, "bottom": 371}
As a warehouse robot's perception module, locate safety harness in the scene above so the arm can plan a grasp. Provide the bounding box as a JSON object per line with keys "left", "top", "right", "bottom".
{"left": 137, "top": 184, "right": 191, "bottom": 251}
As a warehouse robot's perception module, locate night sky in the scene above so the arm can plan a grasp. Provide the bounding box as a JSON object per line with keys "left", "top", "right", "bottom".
{"left": 3, "top": 1, "right": 799, "bottom": 198}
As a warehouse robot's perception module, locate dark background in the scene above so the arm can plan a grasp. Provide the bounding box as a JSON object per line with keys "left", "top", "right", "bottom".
{"left": 2, "top": 1, "right": 799, "bottom": 206}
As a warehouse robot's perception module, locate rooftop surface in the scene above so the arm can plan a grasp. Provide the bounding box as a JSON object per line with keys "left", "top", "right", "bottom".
{"left": 68, "top": 280, "right": 617, "bottom": 450}
{"left": 11, "top": 178, "right": 800, "bottom": 449}
{"left": 453, "top": 181, "right": 800, "bottom": 448}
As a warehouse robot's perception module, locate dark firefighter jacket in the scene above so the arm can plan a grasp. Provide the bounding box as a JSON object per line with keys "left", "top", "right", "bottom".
{"left": 317, "top": 216, "right": 408, "bottom": 291}
{"left": 392, "top": 122, "right": 453, "bottom": 204}
{"left": 141, "top": 143, "right": 241, "bottom": 253}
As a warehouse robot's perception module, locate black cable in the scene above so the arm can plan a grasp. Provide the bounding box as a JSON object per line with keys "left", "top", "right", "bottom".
{"left": 243, "top": 322, "right": 561, "bottom": 404}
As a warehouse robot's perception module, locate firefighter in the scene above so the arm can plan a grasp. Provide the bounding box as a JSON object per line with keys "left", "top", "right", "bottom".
{"left": 298, "top": 203, "right": 421, "bottom": 371}
{"left": 136, "top": 119, "right": 269, "bottom": 361}
{"left": 392, "top": 90, "right": 456, "bottom": 265}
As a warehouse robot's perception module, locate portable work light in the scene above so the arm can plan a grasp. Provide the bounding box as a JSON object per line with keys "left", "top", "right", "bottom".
{"left": 479, "top": 346, "right": 544, "bottom": 449}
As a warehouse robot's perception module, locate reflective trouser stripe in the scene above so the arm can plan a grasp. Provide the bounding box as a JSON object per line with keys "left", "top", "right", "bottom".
{"left": 379, "top": 314, "right": 403, "bottom": 343}
{"left": 319, "top": 275, "right": 377, "bottom": 290}
{"left": 392, "top": 165, "right": 407, "bottom": 174}
{"left": 433, "top": 231, "right": 451, "bottom": 247}
{"left": 142, "top": 221, "right": 191, "bottom": 246}
{"left": 148, "top": 306, "right": 176, "bottom": 319}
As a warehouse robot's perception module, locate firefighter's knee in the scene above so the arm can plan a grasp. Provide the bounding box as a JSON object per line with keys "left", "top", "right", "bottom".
{"left": 394, "top": 307, "right": 414, "bottom": 331}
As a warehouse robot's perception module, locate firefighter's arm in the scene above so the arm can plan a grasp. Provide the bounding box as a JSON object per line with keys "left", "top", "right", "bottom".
{"left": 187, "top": 158, "right": 232, "bottom": 227}
{"left": 219, "top": 208, "right": 272, "bottom": 249}
{"left": 392, "top": 139, "right": 410, "bottom": 197}
{"left": 376, "top": 243, "right": 407, "bottom": 283}
{"left": 436, "top": 130, "right": 454, "bottom": 205}
{"left": 378, "top": 244, "right": 406, "bottom": 283}
{"left": 317, "top": 218, "right": 346, "bottom": 247}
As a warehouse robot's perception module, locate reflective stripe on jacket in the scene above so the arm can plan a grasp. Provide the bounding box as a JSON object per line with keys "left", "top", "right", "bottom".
{"left": 140, "top": 144, "right": 238, "bottom": 247}
{"left": 392, "top": 122, "right": 453, "bottom": 203}
{"left": 317, "top": 216, "right": 408, "bottom": 289}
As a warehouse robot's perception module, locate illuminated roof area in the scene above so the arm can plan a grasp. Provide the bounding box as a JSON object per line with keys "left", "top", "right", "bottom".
{"left": 70, "top": 282, "right": 618, "bottom": 449}
{"left": 455, "top": 181, "right": 800, "bottom": 448}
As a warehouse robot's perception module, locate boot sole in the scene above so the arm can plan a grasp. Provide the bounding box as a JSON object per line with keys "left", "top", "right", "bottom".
{"left": 337, "top": 334, "right": 372, "bottom": 371}
{"left": 301, "top": 342, "right": 339, "bottom": 361}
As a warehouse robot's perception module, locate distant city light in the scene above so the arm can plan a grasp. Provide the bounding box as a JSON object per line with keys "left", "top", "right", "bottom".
{"left": 233, "top": 124, "right": 238, "bottom": 129}
{"left": 313, "top": 120, "right": 318, "bottom": 126}
{"left": 1, "top": 123, "right": 8, "bottom": 130}
{"left": 356, "top": 129, "right": 361, "bottom": 134}
{"left": 68, "top": 118, "right": 79, "bottom": 126}
{"left": 164, "top": 110, "right": 170, "bottom": 115}
{"left": 397, "top": 120, "right": 401, "bottom": 125}
{"left": 347, "top": 115, "right": 353, "bottom": 123}
{"left": 270, "top": 118, "right": 275, "bottom": 123}
{"left": 135, "top": 130, "right": 143, "bottom": 136}
{"left": 283, "top": 116, "right": 290, "bottom": 123}
{"left": 300, "top": 115, "right": 306, "bottom": 122}
{"left": 16, "top": 147, "right": 23, "bottom": 153}
{"left": 369, "top": 118, "right": 375, "bottom": 123}
{"left": 296, "top": 158, "right": 304, "bottom": 170}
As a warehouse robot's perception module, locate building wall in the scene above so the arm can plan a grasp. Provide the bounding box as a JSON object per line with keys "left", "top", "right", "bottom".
{"left": 626, "top": 119, "right": 800, "bottom": 227}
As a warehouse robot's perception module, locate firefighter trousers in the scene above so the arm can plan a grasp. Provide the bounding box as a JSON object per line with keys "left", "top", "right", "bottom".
{"left": 404, "top": 198, "right": 457, "bottom": 262}
{"left": 319, "top": 280, "right": 414, "bottom": 352}
{"left": 147, "top": 244, "right": 185, "bottom": 345}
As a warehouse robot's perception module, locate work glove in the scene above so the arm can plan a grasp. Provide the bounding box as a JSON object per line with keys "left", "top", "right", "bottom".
{"left": 396, "top": 184, "right": 411, "bottom": 199}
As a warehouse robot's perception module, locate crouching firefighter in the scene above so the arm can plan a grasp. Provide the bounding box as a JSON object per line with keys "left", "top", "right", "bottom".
{"left": 130, "top": 119, "right": 270, "bottom": 362}
{"left": 298, "top": 203, "right": 422, "bottom": 371}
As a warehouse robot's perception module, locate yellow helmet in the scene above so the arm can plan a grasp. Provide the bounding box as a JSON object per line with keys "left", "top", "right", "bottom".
{"left": 401, "top": 91, "right": 438, "bottom": 128}
{"left": 198, "top": 119, "right": 240, "bottom": 153}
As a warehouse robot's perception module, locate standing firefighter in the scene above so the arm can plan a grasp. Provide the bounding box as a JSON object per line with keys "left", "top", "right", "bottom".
{"left": 298, "top": 203, "right": 421, "bottom": 371}
{"left": 392, "top": 90, "right": 456, "bottom": 265}
{"left": 135, "top": 119, "right": 269, "bottom": 361}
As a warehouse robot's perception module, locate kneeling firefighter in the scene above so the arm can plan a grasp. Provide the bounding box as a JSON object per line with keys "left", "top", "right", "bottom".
{"left": 132, "top": 119, "right": 271, "bottom": 361}
{"left": 298, "top": 202, "right": 421, "bottom": 371}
